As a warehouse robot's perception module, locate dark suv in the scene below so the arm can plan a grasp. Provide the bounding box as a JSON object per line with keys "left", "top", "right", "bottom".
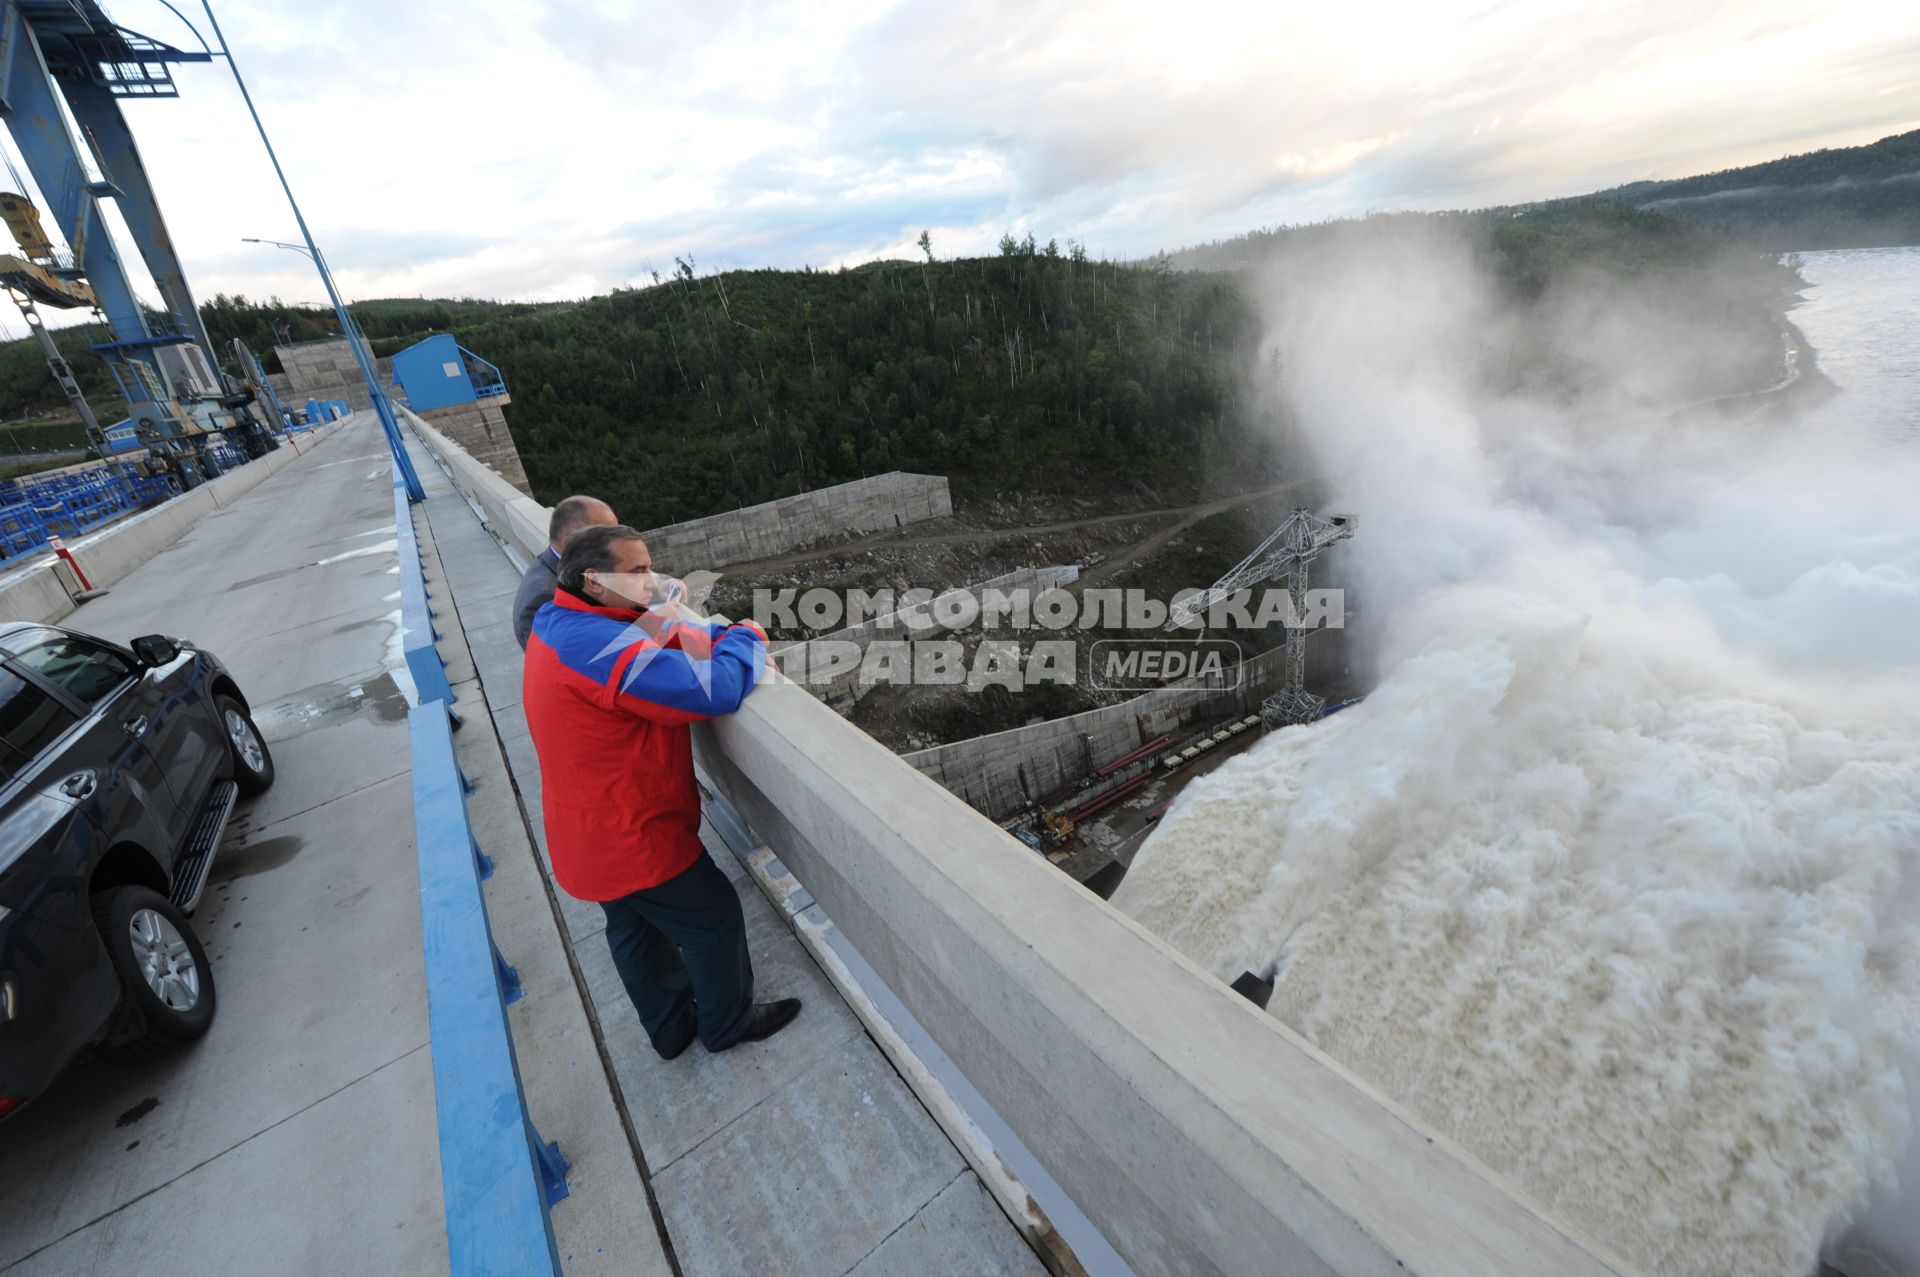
{"left": 0, "top": 622, "right": 274, "bottom": 1121}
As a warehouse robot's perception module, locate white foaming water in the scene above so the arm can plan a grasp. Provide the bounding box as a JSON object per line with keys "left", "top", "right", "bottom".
{"left": 1114, "top": 237, "right": 1920, "bottom": 1276}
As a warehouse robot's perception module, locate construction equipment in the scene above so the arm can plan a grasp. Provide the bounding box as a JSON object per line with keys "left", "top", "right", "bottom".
{"left": 230, "top": 338, "right": 291, "bottom": 431}
{"left": 0, "top": 189, "right": 109, "bottom": 452}
{"left": 0, "top": 2, "right": 262, "bottom": 485}
{"left": 1166, "top": 506, "right": 1356, "bottom": 728}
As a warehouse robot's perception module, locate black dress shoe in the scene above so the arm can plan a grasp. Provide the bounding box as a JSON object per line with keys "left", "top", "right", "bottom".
{"left": 709, "top": 998, "right": 802, "bottom": 1052}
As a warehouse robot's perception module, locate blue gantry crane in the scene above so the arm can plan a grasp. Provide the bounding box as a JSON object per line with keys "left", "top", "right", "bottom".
{"left": 0, "top": 0, "right": 278, "bottom": 486}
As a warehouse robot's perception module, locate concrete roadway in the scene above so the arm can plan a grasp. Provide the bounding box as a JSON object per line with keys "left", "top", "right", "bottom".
{"left": 0, "top": 418, "right": 448, "bottom": 1274}
{"left": 0, "top": 413, "right": 1049, "bottom": 1276}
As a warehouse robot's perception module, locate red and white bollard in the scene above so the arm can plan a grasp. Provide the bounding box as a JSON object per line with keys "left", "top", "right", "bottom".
{"left": 47, "top": 535, "right": 108, "bottom": 602}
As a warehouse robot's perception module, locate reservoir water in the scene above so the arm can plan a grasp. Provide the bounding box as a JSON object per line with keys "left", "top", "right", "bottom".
{"left": 1790, "top": 245, "right": 1920, "bottom": 445}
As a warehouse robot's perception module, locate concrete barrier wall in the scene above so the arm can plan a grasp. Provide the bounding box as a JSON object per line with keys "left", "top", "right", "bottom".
{"left": 903, "top": 644, "right": 1291, "bottom": 819}
{"left": 403, "top": 410, "right": 547, "bottom": 564}
{"left": 0, "top": 421, "right": 348, "bottom": 627}
{"left": 0, "top": 565, "right": 70, "bottom": 625}
{"left": 779, "top": 564, "right": 1082, "bottom": 709}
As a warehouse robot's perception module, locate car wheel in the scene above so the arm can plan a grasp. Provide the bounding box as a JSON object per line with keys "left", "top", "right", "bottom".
{"left": 90, "top": 886, "right": 216, "bottom": 1063}
{"left": 217, "top": 694, "right": 275, "bottom": 796}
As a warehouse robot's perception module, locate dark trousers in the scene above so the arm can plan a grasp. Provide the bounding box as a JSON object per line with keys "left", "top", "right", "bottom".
{"left": 599, "top": 853, "right": 754, "bottom": 1056}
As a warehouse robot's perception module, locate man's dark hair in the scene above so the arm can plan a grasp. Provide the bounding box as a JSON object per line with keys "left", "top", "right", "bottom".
{"left": 556, "top": 524, "right": 644, "bottom": 595}
{"left": 549, "top": 495, "right": 613, "bottom": 549}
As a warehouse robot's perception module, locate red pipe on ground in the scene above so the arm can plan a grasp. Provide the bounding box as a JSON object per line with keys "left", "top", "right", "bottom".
{"left": 1070, "top": 772, "right": 1151, "bottom": 821}
{"left": 1096, "top": 733, "right": 1176, "bottom": 777}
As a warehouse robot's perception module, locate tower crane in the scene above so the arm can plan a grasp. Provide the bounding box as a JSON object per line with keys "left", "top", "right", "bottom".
{"left": 0, "top": 1, "right": 274, "bottom": 483}
{"left": 1165, "top": 506, "right": 1356, "bottom": 728}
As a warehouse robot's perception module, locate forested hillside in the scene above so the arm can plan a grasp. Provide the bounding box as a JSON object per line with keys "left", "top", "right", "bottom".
{"left": 496, "top": 251, "right": 1271, "bottom": 522}
{"left": 0, "top": 201, "right": 1797, "bottom": 520}
{"left": 1170, "top": 199, "right": 1797, "bottom": 406}
{"left": 1169, "top": 197, "right": 1721, "bottom": 283}
{"left": 1606, "top": 129, "right": 1919, "bottom": 249}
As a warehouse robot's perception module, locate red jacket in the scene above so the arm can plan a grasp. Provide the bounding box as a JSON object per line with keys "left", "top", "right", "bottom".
{"left": 523, "top": 590, "right": 768, "bottom": 900}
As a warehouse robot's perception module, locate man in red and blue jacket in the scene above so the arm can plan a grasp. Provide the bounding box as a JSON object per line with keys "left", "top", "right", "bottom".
{"left": 524, "top": 524, "right": 801, "bottom": 1057}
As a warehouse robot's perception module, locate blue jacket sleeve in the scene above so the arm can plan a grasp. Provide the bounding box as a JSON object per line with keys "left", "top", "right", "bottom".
{"left": 608, "top": 621, "right": 768, "bottom": 723}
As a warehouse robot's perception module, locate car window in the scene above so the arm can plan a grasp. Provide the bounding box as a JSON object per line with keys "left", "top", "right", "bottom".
{"left": 13, "top": 639, "right": 135, "bottom": 706}
{"left": 0, "top": 668, "right": 78, "bottom": 761}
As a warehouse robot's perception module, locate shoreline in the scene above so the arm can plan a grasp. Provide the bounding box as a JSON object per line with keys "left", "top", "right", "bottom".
{"left": 1671, "top": 304, "right": 1836, "bottom": 422}
{"left": 1764, "top": 307, "right": 1839, "bottom": 414}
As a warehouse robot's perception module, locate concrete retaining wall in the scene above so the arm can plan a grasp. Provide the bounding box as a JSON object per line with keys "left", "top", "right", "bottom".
{"left": 274, "top": 336, "right": 378, "bottom": 413}
{"left": 904, "top": 644, "right": 1291, "bottom": 819}
{"left": 780, "top": 564, "right": 1082, "bottom": 710}
{"left": 640, "top": 471, "right": 951, "bottom": 573}
{"left": 416, "top": 399, "right": 530, "bottom": 497}
{"left": 406, "top": 412, "right": 952, "bottom": 582}
{"left": 0, "top": 422, "right": 349, "bottom": 626}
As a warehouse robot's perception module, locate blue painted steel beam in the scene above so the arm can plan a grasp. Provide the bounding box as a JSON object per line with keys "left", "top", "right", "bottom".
{"left": 408, "top": 696, "right": 565, "bottom": 1276}
{"left": 60, "top": 77, "right": 216, "bottom": 364}
{"left": 0, "top": 3, "right": 149, "bottom": 339}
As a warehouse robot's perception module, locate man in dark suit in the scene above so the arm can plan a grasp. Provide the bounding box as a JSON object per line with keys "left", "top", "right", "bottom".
{"left": 512, "top": 495, "right": 618, "bottom": 648}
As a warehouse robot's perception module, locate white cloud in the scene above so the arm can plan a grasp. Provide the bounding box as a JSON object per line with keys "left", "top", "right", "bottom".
{"left": 0, "top": 0, "right": 1914, "bottom": 336}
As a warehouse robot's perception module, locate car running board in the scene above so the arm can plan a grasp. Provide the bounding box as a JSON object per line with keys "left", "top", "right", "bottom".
{"left": 171, "top": 780, "right": 240, "bottom": 915}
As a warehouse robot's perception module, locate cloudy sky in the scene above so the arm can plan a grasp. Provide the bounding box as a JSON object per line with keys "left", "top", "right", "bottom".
{"left": 7, "top": 0, "right": 1919, "bottom": 332}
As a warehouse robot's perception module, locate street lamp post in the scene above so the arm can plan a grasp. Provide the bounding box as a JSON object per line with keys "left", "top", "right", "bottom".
{"left": 242, "top": 236, "right": 390, "bottom": 426}
{"left": 201, "top": 3, "right": 425, "bottom": 501}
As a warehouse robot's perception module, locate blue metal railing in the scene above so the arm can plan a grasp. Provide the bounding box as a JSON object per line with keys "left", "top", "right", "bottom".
{"left": 459, "top": 345, "right": 508, "bottom": 400}
{"left": 394, "top": 467, "right": 569, "bottom": 1274}
{"left": 0, "top": 463, "right": 176, "bottom": 562}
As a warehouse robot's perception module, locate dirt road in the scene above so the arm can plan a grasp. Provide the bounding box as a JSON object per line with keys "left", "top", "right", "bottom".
{"left": 715, "top": 480, "right": 1305, "bottom": 580}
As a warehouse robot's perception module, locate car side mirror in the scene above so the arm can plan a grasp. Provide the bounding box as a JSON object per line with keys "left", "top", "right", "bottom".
{"left": 130, "top": 635, "right": 181, "bottom": 667}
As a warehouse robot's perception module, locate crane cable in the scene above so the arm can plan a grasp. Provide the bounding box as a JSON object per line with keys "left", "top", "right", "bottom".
{"left": 0, "top": 134, "right": 27, "bottom": 200}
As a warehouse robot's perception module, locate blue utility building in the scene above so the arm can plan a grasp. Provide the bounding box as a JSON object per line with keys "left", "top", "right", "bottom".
{"left": 390, "top": 333, "right": 508, "bottom": 412}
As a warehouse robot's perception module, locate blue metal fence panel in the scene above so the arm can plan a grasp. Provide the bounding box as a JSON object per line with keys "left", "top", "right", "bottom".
{"left": 461, "top": 346, "right": 508, "bottom": 401}
{"left": 408, "top": 698, "right": 566, "bottom": 1277}
{"left": 0, "top": 462, "right": 179, "bottom": 564}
